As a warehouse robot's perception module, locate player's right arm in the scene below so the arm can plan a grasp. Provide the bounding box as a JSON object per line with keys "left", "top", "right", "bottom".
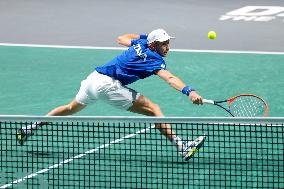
{"left": 155, "top": 69, "right": 203, "bottom": 104}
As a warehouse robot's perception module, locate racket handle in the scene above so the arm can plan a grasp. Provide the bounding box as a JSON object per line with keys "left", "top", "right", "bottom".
{"left": 203, "top": 99, "right": 215, "bottom": 104}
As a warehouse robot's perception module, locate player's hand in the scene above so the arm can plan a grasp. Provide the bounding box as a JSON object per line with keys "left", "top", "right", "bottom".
{"left": 189, "top": 91, "right": 203, "bottom": 105}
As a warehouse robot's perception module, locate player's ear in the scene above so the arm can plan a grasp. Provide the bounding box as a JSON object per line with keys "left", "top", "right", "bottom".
{"left": 148, "top": 42, "right": 156, "bottom": 50}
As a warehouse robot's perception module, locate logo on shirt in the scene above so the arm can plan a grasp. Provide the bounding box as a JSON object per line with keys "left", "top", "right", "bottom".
{"left": 134, "top": 44, "right": 147, "bottom": 61}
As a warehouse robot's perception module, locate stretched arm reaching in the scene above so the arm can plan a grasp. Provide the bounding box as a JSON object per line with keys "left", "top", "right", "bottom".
{"left": 156, "top": 69, "right": 203, "bottom": 104}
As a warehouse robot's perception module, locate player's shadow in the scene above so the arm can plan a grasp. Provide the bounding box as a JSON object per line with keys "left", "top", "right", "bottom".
{"left": 26, "top": 150, "right": 63, "bottom": 158}
{"left": 25, "top": 149, "right": 274, "bottom": 169}
{"left": 25, "top": 149, "right": 203, "bottom": 165}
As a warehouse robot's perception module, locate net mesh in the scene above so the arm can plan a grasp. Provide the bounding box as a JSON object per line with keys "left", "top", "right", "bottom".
{"left": 0, "top": 116, "right": 283, "bottom": 188}
{"left": 230, "top": 96, "right": 267, "bottom": 117}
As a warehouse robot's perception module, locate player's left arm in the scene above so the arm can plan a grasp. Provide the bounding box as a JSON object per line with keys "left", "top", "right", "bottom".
{"left": 117, "top": 34, "right": 140, "bottom": 47}
{"left": 155, "top": 69, "right": 203, "bottom": 104}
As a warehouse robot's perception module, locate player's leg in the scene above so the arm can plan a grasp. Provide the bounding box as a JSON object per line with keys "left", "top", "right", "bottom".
{"left": 47, "top": 99, "right": 86, "bottom": 116}
{"left": 16, "top": 99, "right": 86, "bottom": 145}
{"left": 127, "top": 95, "right": 178, "bottom": 141}
{"left": 128, "top": 95, "right": 205, "bottom": 161}
{"left": 103, "top": 79, "right": 206, "bottom": 161}
{"left": 16, "top": 72, "right": 99, "bottom": 145}
{"left": 128, "top": 95, "right": 186, "bottom": 150}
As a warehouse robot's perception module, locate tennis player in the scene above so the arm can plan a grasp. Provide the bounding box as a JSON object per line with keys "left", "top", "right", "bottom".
{"left": 17, "top": 29, "right": 205, "bottom": 161}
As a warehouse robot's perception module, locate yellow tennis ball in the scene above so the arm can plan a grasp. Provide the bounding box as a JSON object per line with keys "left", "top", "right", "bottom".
{"left": 208, "top": 31, "right": 217, "bottom": 39}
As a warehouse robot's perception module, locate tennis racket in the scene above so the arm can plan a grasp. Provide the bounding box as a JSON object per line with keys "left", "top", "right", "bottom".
{"left": 202, "top": 94, "right": 269, "bottom": 117}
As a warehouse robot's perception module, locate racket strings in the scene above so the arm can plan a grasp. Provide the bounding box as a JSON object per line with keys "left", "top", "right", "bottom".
{"left": 230, "top": 96, "right": 266, "bottom": 117}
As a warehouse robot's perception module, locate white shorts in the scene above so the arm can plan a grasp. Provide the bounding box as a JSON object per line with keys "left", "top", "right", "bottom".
{"left": 75, "top": 71, "right": 140, "bottom": 110}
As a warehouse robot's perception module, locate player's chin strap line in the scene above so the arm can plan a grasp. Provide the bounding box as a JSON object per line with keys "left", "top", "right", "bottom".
{"left": 181, "top": 86, "right": 195, "bottom": 96}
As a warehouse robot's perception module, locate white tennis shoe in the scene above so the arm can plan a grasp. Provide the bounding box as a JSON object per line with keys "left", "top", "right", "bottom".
{"left": 180, "top": 135, "right": 206, "bottom": 161}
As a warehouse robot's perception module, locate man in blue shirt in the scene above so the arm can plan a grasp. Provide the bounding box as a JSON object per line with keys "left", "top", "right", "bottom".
{"left": 17, "top": 29, "right": 205, "bottom": 161}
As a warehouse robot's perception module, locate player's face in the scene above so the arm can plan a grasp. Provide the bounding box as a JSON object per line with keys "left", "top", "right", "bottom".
{"left": 155, "top": 40, "right": 170, "bottom": 57}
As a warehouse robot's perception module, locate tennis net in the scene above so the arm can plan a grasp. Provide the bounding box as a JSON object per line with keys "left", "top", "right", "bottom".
{"left": 0, "top": 116, "right": 283, "bottom": 188}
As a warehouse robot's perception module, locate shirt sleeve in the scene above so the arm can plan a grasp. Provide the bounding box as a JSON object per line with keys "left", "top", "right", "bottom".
{"left": 130, "top": 39, "right": 137, "bottom": 46}
{"left": 148, "top": 60, "right": 167, "bottom": 73}
{"left": 140, "top": 34, "right": 148, "bottom": 39}
{"left": 131, "top": 38, "right": 148, "bottom": 46}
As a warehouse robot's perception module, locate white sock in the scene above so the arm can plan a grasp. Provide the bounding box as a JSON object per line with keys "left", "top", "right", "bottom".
{"left": 22, "top": 122, "right": 38, "bottom": 135}
{"left": 172, "top": 136, "right": 183, "bottom": 150}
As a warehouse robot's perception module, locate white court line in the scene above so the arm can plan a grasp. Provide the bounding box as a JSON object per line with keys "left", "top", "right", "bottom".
{"left": 0, "top": 42, "right": 284, "bottom": 55}
{"left": 0, "top": 125, "right": 155, "bottom": 188}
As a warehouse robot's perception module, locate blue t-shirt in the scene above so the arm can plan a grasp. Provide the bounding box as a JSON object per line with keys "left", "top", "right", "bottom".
{"left": 95, "top": 39, "right": 166, "bottom": 85}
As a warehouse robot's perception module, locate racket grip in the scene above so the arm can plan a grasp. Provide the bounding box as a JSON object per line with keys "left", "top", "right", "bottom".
{"left": 202, "top": 99, "right": 215, "bottom": 104}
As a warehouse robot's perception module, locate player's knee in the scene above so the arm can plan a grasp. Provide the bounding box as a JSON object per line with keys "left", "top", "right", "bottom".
{"left": 65, "top": 104, "right": 74, "bottom": 112}
{"left": 128, "top": 96, "right": 163, "bottom": 116}
{"left": 150, "top": 103, "right": 162, "bottom": 116}
{"left": 66, "top": 102, "right": 80, "bottom": 113}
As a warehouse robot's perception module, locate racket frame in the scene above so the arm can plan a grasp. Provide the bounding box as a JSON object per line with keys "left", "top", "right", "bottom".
{"left": 203, "top": 94, "right": 269, "bottom": 117}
